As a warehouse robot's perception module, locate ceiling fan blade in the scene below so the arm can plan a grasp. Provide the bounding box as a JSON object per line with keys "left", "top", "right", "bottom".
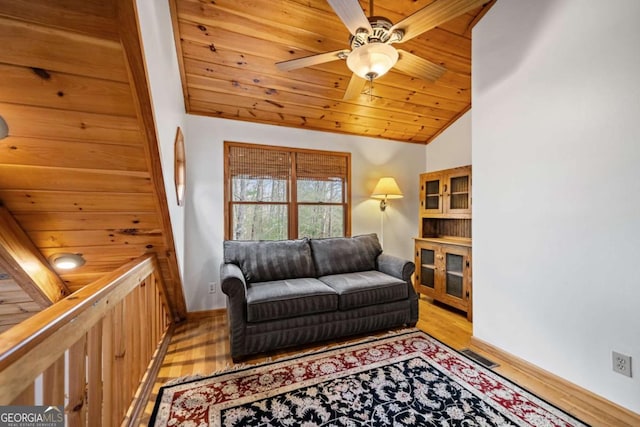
{"left": 327, "top": 0, "right": 373, "bottom": 36}
{"left": 395, "top": 49, "right": 447, "bottom": 81}
{"left": 391, "top": 0, "right": 488, "bottom": 43}
{"left": 343, "top": 73, "right": 367, "bottom": 100}
{"left": 276, "top": 49, "right": 348, "bottom": 71}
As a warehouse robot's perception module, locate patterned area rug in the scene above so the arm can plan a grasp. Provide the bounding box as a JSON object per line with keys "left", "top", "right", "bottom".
{"left": 149, "top": 330, "right": 588, "bottom": 426}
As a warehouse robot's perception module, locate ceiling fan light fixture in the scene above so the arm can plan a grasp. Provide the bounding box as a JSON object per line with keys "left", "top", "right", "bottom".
{"left": 347, "top": 42, "right": 398, "bottom": 80}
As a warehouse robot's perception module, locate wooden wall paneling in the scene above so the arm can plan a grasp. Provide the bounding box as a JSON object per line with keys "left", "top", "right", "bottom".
{"left": 0, "top": 300, "right": 42, "bottom": 316}
{"left": 178, "top": 1, "right": 347, "bottom": 54}
{"left": 0, "top": 205, "right": 69, "bottom": 306}
{"left": 187, "top": 86, "right": 440, "bottom": 138}
{"left": 0, "top": 64, "right": 136, "bottom": 117}
{"left": 27, "top": 229, "right": 164, "bottom": 249}
{"left": 0, "top": 103, "right": 143, "bottom": 145}
{"left": 0, "top": 165, "right": 152, "bottom": 193}
{"left": 0, "top": 190, "right": 156, "bottom": 213}
{"left": 0, "top": 137, "right": 148, "bottom": 171}
{"left": 168, "top": 0, "right": 189, "bottom": 113}
{"left": 183, "top": 55, "right": 468, "bottom": 104}
{"left": 40, "top": 245, "right": 158, "bottom": 262}
{"left": 189, "top": 96, "right": 434, "bottom": 142}
{"left": 179, "top": 36, "right": 471, "bottom": 95}
{"left": 0, "top": 16, "right": 127, "bottom": 82}
{"left": 187, "top": 79, "right": 452, "bottom": 130}
{"left": 14, "top": 212, "right": 161, "bottom": 231}
{"left": 0, "top": 0, "right": 119, "bottom": 40}
{"left": 186, "top": 74, "right": 453, "bottom": 127}
{"left": 57, "top": 273, "right": 111, "bottom": 293}
{"left": 0, "top": 277, "right": 41, "bottom": 334}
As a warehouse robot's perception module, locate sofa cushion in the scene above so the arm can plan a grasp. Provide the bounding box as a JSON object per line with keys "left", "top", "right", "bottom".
{"left": 246, "top": 278, "right": 338, "bottom": 322}
{"left": 224, "top": 238, "right": 316, "bottom": 283}
{"left": 319, "top": 271, "right": 408, "bottom": 310}
{"left": 310, "top": 234, "right": 382, "bottom": 277}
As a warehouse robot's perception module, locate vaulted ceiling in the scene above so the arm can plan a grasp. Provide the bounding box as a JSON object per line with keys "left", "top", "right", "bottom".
{"left": 170, "top": 0, "right": 494, "bottom": 143}
{"left": 0, "top": 0, "right": 493, "bottom": 327}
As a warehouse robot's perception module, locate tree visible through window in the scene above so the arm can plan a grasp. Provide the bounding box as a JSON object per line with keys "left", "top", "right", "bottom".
{"left": 225, "top": 142, "right": 351, "bottom": 240}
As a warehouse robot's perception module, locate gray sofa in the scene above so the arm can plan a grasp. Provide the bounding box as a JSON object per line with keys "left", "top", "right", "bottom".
{"left": 220, "top": 233, "right": 418, "bottom": 361}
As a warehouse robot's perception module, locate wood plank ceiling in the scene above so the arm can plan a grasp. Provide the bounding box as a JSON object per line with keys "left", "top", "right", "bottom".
{"left": 0, "top": 0, "right": 186, "bottom": 320}
{"left": 170, "top": 0, "right": 493, "bottom": 143}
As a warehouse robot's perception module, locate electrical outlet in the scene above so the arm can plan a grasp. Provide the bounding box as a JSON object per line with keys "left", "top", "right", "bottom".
{"left": 208, "top": 281, "right": 217, "bottom": 294}
{"left": 612, "top": 351, "right": 632, "bottom": 377}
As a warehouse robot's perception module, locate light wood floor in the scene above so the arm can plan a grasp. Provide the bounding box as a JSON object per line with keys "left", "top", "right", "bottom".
{"left": 138, "top": 297, "right": 635, "bottom": 426}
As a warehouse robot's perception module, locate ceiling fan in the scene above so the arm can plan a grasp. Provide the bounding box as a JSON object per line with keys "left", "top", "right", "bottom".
{"left": 276, "top": 0, "right": 487, "bottom": 100}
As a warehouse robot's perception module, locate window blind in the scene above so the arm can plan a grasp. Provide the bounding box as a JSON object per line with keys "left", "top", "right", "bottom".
{"left": 228, "top": 145, "right": 290, "bottom": 180}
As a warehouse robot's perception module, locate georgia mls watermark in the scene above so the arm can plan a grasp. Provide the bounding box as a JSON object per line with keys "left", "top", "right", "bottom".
{"left": 0, "top": 406, "right": 63, "bottom": 427}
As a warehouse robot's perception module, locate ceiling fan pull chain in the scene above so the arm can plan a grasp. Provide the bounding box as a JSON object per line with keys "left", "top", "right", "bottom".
{"left": 369, "top": 77, "right": 373, "bottom": 102}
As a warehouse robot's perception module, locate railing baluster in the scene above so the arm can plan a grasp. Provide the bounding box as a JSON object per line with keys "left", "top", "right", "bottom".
{"left": 87, "top": 320, "right": 103, "bottom": 426}
{"left": 102, "top": 309, "right": 113, "bottom": 427}
{"left": 43, "top": 356, "right": 65, "bottom": 407}
{"left": 67, "top": 335, "right": 86, "bottom": 427}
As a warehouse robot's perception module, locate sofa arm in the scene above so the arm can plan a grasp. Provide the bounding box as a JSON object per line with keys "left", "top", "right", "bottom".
{"left": 221, "top": 263, "right": 248, "bottom": 299}
{"left": 220, "top": 263, "right": 249, "bottom": 361}
{"left": 377, "top": 253, "right": 415, "bottom": 283}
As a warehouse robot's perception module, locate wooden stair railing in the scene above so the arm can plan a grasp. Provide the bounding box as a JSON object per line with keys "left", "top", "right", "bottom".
{"left": 0, "top": 254, "right": 174, "bottom": 426}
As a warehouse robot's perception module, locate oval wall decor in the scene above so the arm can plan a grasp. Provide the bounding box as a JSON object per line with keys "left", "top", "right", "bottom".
{"left": 174, "top": 127, "right": 186, "bottom": 206}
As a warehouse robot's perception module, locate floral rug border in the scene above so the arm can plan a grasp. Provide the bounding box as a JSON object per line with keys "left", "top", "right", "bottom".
{"left": 150, "top": 329, "right": 589, "bottom": 426}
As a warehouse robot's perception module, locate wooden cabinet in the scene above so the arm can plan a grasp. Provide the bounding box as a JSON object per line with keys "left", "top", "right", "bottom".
{"left": 414, "top": 238, "right": 472, "bottom": 319}
{"left": 419, "top": 166, "right": 471, "bottom": 218}
{"left": 416, "top": 165, "right": 472, "bottom": 320}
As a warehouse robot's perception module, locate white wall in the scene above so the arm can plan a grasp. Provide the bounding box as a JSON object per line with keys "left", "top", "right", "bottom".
{"left": 425, "top": 110, "right": 472, "bottom": 172}
{"left": 136, "top": 0, "right": 187, "bottom": 278}
{"left": 183, "top": 116, "right": 425, "bottom": 311}
{"left": 473, "top": 0, "right": 640, "bottom": 412}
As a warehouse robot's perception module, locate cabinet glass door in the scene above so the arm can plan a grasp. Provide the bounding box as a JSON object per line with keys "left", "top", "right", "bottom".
{"left": 420, "top": 248, "right": 436, "bottom": 288}
{"left": 445, "top": 253, "right": 464, "bottom": 298}
{"left": 446, "top": 174, "right": 471, "bottom": 214}
{"left": 423, "top": 178, "right": 442, "bottom": 214}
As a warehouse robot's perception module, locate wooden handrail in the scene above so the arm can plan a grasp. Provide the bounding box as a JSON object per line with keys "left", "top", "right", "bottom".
{"left": 0, "top": 253, "right": 172, "bottom": 409}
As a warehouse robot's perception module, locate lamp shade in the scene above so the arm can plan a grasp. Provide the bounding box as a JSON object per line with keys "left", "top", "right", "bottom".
{"left": 371, "top": 177, "right": 403, "bottom": 200}
{"left": 347, "top": 43, "right": 398, "bottom": 80}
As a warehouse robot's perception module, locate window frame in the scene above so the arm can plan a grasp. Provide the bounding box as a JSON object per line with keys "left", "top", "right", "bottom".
{"left": 224, "top": 141, "right": 351, "bottom": 240}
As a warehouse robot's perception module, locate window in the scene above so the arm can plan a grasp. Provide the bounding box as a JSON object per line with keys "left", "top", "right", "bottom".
{"left": 225, "top": 142, "right": 350, "bottom": 240}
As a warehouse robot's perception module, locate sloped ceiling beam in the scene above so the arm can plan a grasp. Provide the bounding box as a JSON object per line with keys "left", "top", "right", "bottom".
{"left": 0, "top": 204, "right": 69, "bottom": 306}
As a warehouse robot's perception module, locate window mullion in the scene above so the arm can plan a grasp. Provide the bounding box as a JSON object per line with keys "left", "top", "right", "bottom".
{"left": 290, "top": 152, "right": 298, "bottom": 239}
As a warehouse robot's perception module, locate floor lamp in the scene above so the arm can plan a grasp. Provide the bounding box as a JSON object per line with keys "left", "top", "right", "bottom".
{"left": 371, "top": 177, "right": 403, "bottom": 248}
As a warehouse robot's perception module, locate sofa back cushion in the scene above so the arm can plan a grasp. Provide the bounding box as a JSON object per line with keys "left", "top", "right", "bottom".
{"left": 223, "top": 238, "right": 316, "bottom": 283}
{"left": 310, "top": 234, "right": 382, "bottom": 277}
